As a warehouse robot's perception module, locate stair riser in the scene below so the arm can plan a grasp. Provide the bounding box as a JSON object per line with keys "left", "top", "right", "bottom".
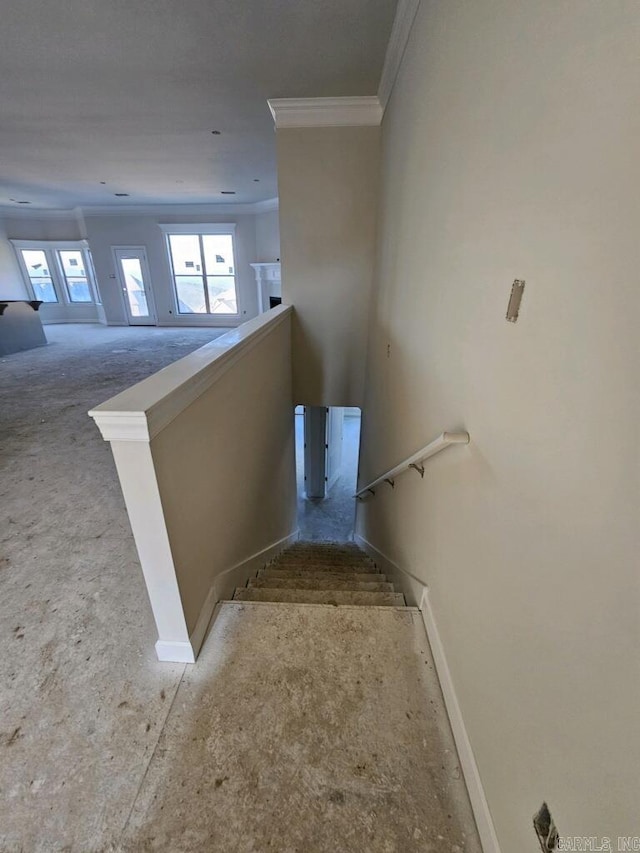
{"left": 266, "top": 564, "right": 378, "bottom": 576}
{"left": 233, "top": 588, "right": 406, "bottom": 606}
{"left": 249, "top": 578, "right": 394, "bottom": 592}
{"left": 272, "top": 557, "right": 376, "bottom": 569}
{"left": 285, "top": 548, "right": 363, "bottom": 557}
{"left": 259, "top": 569, "right": 386, "bottom": 583}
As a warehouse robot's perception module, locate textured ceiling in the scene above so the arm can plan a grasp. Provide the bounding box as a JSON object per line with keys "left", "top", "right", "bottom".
{"left": 0, "top": 0, "right": 396, "bottom": 209}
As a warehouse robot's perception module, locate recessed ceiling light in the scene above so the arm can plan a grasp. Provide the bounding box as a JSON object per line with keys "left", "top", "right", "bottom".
{"left": 220, "top": 191, "right": 236, "bottom": 195}
{"left": 114, "top": 193, "right": 129, "bottom": 197}
{"left": 211, "top": 130, "right": 221, "bottom": 135}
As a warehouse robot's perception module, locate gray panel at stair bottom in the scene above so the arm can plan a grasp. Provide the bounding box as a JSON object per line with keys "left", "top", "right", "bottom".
{"left": 248, "top": 577, "right": 394, "bottom": 592}
{"left": 259, "top": 568, "right": 386, "bottom": 583}
{"left": 233, "top": 588, "right": 406, "bottom": 606}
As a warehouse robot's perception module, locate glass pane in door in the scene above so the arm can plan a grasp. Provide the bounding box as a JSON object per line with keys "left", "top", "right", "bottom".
{"left": 120, "top": 257, "right": 149, "bottom": 317}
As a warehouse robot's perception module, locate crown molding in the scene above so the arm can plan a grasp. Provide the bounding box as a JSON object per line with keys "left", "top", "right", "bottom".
{"left": 268, "top": 96, "right": 383, "bottom": 129}
{"left": 0, "top": 199, "right": 278, "bottom": 220}
{"left": 252, "top": 197, "right": 279, "bottom": 213}
{"left": 0, "top": 206, "right": 83, "bottom": 220}
{"left": 81, "top": 199, "right": 279, "bottom": 217}
{"left": 378, "top": 0, "right": 422, "bottom": 110}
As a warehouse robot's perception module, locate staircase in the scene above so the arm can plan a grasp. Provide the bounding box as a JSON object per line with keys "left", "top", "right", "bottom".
{"left": 233, "top": 540, "right": 406, "bottom": 607}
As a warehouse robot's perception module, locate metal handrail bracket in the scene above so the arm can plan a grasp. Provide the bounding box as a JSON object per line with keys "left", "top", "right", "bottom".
{"left": 355, "top": 431, "right": 470, "bottom": 499}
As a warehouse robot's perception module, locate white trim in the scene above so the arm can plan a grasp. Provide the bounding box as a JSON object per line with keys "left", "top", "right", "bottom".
{"left": 378, "top": 0, "right": 422, "bottom": 110}
{"left": 10, "top": 238, "right": 89, "bottom": 250}
{"left": 355, "top": 534, "right": 426, "bottom": 607}
{"left": 0, "top": 200, "right": 279, "bottom": 218}
{"left": 79, "top": 200, "right": 278, "bottom": 217}
{"left": 157, "top": 222, "right": 237, "bottom": 235}
{"left": 355, "top": 431, "right": 470, "bottom": 498}
{"left": 420, "top": 589, "right": 501, "bottom": 853}
{"left": 111, "top": 245, "right": 158, "bottom": 326}
{"left": 0, "top": 206, "right": 83, "bottom": 220}
{"left": 110, "top": 441, "right": 191, "bottom": 648}
{"left": 354, "top": 535, "right": 500, "bottom": 852}
{"left": 41, "top": 318, "right": 100, "bottom": 325}
{"left": 89, "top": 305, "right": 292, "bottom": 441}
{"left": 252, "top": 197, "right": 279, "bottom": 213}
{"left": 155, "top": 640, "right": 196, "bottom": 664}
{"left": 267, "top": 96, "right": 383, "bottom": 129}
{"left": 187, "top": 530, "right": 300, "bottom": 661}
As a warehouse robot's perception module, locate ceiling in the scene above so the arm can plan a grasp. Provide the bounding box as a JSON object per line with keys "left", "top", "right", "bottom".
{"left": 0, "top": 0, "right": 397, "bottom": 210}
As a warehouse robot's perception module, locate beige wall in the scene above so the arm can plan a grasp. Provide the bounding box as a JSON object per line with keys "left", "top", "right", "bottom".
{"left": 277, "top": 126, "right": 380, "bottom": 407}
{"left": 357, "top": 1, "right": 640, "bottom": 848}
{"left": 151, "top": 316, "right": 297, "bottom": 633}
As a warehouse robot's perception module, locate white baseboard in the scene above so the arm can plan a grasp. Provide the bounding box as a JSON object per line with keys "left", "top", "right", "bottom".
{"left": 155, "top": 640, "right": 196, "bottom": 663}
{"left": 156, "top": 530, "right": 300, "bottom": 664}
{"left": 354, "top": 534, "right": 500, "bottom": 853}
{"left": 354, "top": 534, "right": 425, "bottom": 606}
{"left": 42, "top": 318, "right": 99, "bottom": 325}
{"left": 420, "top": 589, "right": 501, "bottom": 853}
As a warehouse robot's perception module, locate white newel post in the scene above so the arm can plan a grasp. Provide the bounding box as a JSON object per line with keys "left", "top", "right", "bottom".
{"left": 89, "top": 412, "right": 194, "bottom": 663}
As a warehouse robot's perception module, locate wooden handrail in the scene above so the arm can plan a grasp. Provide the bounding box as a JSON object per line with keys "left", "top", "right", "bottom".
{"left": 355, "top": 431, "right": 470, "bottom": 499}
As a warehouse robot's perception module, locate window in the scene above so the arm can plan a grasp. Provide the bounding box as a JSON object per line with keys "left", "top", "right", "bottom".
{"left": 57, "top": 250, "right": 92, "bottom": 302}
{"left": 13, "top": 241, "right": 98, "bottom": 307}
{"left": 20, "top": 249, "right": 58, "bottom": 302}
{"left": 164, "top": 226, "right": 238, "bottom": 315}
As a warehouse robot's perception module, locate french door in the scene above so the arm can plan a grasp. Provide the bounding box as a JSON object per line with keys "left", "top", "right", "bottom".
{"left": 112, "top": 247, "right": 156, "bottom": 325}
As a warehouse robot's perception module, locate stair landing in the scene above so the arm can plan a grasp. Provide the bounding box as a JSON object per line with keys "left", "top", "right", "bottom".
{"left": 119, "top": 601, "right": 481, "bottom": 852}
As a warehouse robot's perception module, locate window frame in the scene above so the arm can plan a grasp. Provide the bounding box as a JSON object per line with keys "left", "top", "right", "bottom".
{"left": 11, "top": 239, "right": 100, "bottom": 307}
{"left": 160, "top": 223, "right": 240, "bottom": 319}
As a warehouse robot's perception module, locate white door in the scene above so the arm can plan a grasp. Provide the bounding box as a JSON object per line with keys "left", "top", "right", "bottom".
{"left": 325, "top": 407, "right": 344, "bottom": 493}
{"left": 113, "top": 247, "right": 156, "bottom": 325}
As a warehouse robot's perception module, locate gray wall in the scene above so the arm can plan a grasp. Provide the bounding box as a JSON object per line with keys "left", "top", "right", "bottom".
{"left": 0, "top": 220, "right": 27, "bottom": 299}
{"left": 0, "top": 215, "right": 98, "bottom": 323}
{"left": 0, "top": 210, "right": 268, "bottom": 326}
{"left": 356, "top": 1, "right": 640, "bottom": 848}
{"left": 84, "top": 213, "right": 259, "bottom": 326}
{"left": 255, "top": 210, "right": 281, "bottom": 262}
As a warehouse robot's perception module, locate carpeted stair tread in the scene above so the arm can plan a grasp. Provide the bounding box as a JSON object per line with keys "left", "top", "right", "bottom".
{"left": 259, "top": 568, "right": 386, "bottom": 583}
{"left": 248, "top": 577, "right": 394, "bottom": 592}
{"left": 233, "top": 588, "right": 406, "bottom": 606}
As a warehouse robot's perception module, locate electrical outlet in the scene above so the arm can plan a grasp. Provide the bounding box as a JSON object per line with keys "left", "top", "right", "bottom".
{"left": 533, "top": 802, "right": 559, "bottom": 852}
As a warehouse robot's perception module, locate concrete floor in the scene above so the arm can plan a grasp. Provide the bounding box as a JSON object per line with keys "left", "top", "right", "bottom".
{"left": 0, "top": 324, "right": 226, "bottom": 853}
{"left": 0, "top": 324, "right": 481, "bottom": 852}
{"left": 120, "top": 602, "right": 481, "bottom": 853}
